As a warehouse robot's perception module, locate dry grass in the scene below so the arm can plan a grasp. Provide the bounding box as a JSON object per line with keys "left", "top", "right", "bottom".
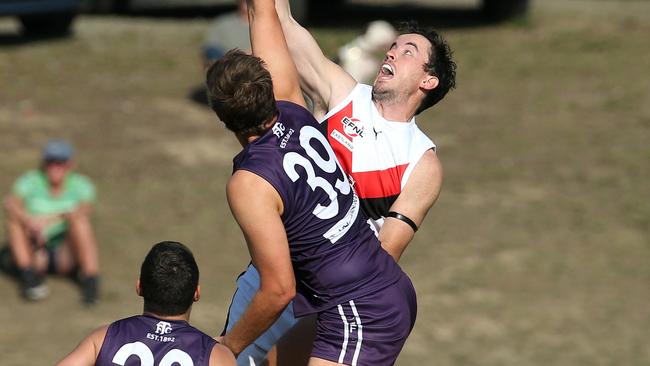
{"left": 0, "top": 1, "right": 649, "bottom": 365}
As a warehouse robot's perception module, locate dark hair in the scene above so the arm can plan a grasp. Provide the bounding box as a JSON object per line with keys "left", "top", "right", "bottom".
{"left": 206, "top": 49, "right": 278, "bottom": 137}
{"left": 399, "top": 21, "right": 457, "bottom": 115}
{"left": 140, "top": 241, "right": 199, "bottom": 316}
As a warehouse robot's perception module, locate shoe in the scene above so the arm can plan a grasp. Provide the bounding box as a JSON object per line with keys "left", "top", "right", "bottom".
{"left": 20, "top": 268, "right": 49, "bottom": 301}
{"left": 0, "top": 246, "right": 17, "bottom": 276}
{"left": 80, "top": 275, "right": 99, "bottom": 305}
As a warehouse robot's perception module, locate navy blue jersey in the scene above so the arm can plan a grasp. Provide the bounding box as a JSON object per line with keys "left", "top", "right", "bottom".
{"left": 232, "top": 101, "right": 403, "bottom": 316}
{"left": 96, "top": 315, "right": 217, "bottom": 366}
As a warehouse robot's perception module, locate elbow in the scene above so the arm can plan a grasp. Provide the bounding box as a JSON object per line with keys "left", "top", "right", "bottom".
{"left": 263, "top": 279, "right": 295, "bottom": 309}
{"left": 275, "top": 281, "right": 296, "bottom": 307}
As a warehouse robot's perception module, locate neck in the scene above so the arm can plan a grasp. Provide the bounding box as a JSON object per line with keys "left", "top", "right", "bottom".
{"left": 143, "top": 310, "right": 190, "bottom": 322}
{"left": 371, "top": 91, "right": 419, "bottom": 122}
{"left": 238, "top": 114, "right": 279, "bottom": 147}
{"left": 49, "top": 181, "right": 64, "bottom": 195}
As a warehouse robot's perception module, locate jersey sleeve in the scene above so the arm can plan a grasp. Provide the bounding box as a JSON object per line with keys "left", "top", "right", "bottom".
{"left": 11, "top": 171, "right": 37, "bottom": 199}
{"left": 71, "top": 174, "right": 96, "bottom": 203}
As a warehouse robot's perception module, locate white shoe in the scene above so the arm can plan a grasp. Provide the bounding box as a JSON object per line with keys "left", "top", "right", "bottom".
{"left": 24, "top": 283, "right": 49, "bottom": 301}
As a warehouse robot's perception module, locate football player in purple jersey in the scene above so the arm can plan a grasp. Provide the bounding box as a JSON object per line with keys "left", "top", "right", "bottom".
{"left": 56, "top": 241, "right": 236, "bottom": 366}
{"left": 206, "top": 1, "right": 417, "bottom": 365}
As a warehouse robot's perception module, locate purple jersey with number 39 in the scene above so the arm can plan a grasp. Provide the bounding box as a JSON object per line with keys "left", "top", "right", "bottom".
{"left": 96, "top": 315, "right": 217, "bottom": 366}
{"left": 232, "top": 101, "right": 403, "bottom": 316}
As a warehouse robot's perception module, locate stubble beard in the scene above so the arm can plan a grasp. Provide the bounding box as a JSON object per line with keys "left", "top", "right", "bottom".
{"left": 372, "top": 84, "right": 396, "bottom": 104}
{"left": 372, "top": 83, "right": 405, "bottom": 108}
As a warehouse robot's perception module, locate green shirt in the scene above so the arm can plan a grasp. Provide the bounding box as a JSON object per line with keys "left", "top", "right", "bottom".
{"left": 12, "top": 169, "right": 95, "bottom": 241}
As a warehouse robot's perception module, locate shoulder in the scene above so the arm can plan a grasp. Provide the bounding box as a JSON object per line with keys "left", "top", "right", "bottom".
{"left": 12, "top": 170, "right": 43, "bottom": 195}
{"left": 227, "top": 170, "right": 284, "bottom": 217}
{"left": 66, "top": 173, "right": 96, "bottom": 198}
{"left": 321, "top": 83, "right": 368, "bottom": 122}
{"left": 341, "top": 83, "right": 369, "bottom": 103}
{"left": 209, "top": 343, "right": 236, "bottom": 366}
{"left": 417, "top": 149, "right": 442, "bottom": 176}
{"left": 227, "top": 169, "right": 276, "bottom": 198}
{"left": 15, "top": 170, "right": 41, "bottom": 185}
{"left": 89, "top": 324, "right": 110, "bottom": 345}
{"left": 326, "top": 68, "right": 359, "bottom": 109}
{"left": 67, "top": 172, "right": 94, "bottom": 187}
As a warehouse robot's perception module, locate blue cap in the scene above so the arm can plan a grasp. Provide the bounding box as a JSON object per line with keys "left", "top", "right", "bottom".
{"left": 42, "top": 140, "right": 74, "bottom": 161}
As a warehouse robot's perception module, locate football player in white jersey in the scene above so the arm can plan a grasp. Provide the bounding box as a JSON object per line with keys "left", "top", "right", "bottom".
{"left": 273, "top": 2, "right": 456, "bottom": 261}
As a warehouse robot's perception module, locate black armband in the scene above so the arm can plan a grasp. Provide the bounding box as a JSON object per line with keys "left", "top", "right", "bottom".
{"left": 387, "top": 211, "right": 418, "bottom": 232}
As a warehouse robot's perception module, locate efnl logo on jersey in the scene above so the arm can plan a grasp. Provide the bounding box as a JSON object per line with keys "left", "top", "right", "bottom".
{"left": 273, "top": 122, "right": 295, "bottom": 149}
{"left": 146, "top": 321, "right": 176, "bottom": 343}
{"left": 341, "top": 117, "right": 365, "bottom": 138}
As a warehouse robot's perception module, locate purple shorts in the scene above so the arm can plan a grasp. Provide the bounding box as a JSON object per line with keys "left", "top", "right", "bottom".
{"left": 311, "top": 272, "right": 417, "bottom": 366}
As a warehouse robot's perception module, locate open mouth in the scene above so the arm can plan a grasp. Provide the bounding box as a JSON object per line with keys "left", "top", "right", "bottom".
{"left": 378, "top": 63, "right": 394, "bottom": 79}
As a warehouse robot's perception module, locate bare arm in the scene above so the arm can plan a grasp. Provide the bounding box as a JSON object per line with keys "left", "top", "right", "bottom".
{"left": 4, "top": 194, "right": 58, "bottom": 244}
{"left": 4, "top": 194, "right": 32, "bottom": 225}
{"left": 55, "top": 325, "right": 107, "bottom": 366}
{"left": 247, "top": 0, "right": 304, "bottom": 107}
{"left": 209, "top": 343, "right": 237, "bottom": 366}
{"left": 274, "top": 0, "right": 357, "bottom": 119}
{"left": 379, "top": 149, "right": 443, "bottom": 261}
{"left": 221, "top": 170, "right": 296, "bottom": 357}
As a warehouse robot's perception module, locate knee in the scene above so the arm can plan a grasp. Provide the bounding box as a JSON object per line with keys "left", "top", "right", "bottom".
{"left": 64, "top": 210, "right": 90, "bottom": 226}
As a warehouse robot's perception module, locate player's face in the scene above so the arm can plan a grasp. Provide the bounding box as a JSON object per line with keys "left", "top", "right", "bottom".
{"left": 373, "top": 33, "right": 433, "bottom": 97}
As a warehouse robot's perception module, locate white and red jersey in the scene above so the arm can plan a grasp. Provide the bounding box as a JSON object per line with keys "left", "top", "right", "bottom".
{"left": 320, "top": 83, "right": 435, "bottom": 232}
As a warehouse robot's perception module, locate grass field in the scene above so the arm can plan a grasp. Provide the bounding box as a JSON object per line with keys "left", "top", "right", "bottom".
{"left": 1, "top": 1, "right": 649, "bottom": 365}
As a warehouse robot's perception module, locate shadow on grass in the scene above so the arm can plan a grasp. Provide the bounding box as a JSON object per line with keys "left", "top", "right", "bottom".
{"left": 0, "top": 30, "right": 76, "bottom": 46}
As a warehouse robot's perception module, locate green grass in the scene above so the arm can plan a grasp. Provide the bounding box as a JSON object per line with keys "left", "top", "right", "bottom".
{"left": 1, "top": 1, "right": 649, "bottom": 365}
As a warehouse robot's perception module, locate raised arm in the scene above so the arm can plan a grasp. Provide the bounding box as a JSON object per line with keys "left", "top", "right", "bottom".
{"left": 273, "top": 0, "right": 357, "bottom": 119}
{"left": 221, "top": 170, "right": 296, "bottom": 357}
{"left": 247, "top": 0, "right": 304, "bottom": 107}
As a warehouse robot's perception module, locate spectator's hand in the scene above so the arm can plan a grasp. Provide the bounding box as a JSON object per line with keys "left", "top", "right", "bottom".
{"left": 26, "top": 215, "right": 60, "bottom": 246}
{"left": 26, "top": 216, "right": 49, "bottom": 245}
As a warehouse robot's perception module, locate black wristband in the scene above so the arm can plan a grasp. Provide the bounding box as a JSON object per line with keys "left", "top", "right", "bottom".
{"left": 387, "top": 211, "right": 418, "bottom": 232}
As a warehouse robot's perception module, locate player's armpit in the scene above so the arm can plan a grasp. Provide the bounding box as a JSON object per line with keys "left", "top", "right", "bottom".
{"left": 380, "top": 149, "right": 443, "bottom": 261}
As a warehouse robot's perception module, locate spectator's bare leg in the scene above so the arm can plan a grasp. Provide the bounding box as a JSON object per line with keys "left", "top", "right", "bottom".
{"left": 66, "top": 210, "right": 100, "bottom": 304}
{"left": 6, "top": 215, "right": 34, "bottom": 270}
{"left": 6, "top": 216, "right": 49, "bottom": 300}
{"left": 66, "top": 210, "right": 99, "bottom": 277}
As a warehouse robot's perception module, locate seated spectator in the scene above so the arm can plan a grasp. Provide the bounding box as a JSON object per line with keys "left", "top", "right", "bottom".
{"left": 3, "top": 139, "right": 100, "bottom": 304}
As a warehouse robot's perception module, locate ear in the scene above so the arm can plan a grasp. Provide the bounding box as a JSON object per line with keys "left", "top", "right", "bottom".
{"left": 136, "top": 279, "right": 142, "bottom": 297}
{"left": 420, "top": 75, "right": 439, "bottom": 91}
{"left": 194, "top": 285, "right": 201, "bottom": 302}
